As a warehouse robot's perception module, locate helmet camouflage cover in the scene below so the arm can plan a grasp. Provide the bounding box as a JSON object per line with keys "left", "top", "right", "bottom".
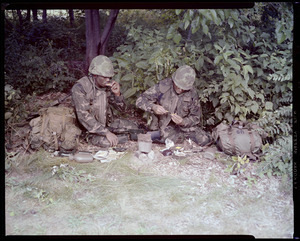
{"left": 172, "top": 65, "right": 196, "bottom": 90}
{"left": 89, "top": 55, "right": 114, "bottom": 77}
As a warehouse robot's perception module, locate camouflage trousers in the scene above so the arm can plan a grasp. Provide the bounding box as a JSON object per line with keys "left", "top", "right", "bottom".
{"left": 160, "top": 124, "right": 212, "bottom": 146}
{"left": 88, "top": 119, "right": 142, "bottom": 148}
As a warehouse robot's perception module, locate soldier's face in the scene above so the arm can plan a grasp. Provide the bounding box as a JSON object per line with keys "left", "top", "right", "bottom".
{"left": 173, "top": 83, "right": 186, "bottom": 95}
{"left": 94, "top": 75, "right": 112, "bottom": 88}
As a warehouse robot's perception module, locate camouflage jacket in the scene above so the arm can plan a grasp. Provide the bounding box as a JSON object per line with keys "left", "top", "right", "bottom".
{"left": 72, "top": 76, "right": 126, "bottom": 135}
{"left": 136, "top": 78, "right": 202, "bottom": 130}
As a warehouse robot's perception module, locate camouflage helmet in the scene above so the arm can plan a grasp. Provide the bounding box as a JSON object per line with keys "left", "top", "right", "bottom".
{"left": 89, "top": 55, "right": 114, "bottom": 77}
{"left": 172, "top": 65, "right": 196, "bottom": 90}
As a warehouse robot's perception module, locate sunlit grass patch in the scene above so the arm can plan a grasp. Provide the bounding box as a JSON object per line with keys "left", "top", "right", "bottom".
{"left": 5, "top": 147, "right": 294, "bottom": 236}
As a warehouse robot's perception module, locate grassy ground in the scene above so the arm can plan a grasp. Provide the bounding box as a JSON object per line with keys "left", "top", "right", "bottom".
{"left": 5, "top": 142, "right": 294, "bottom": 237}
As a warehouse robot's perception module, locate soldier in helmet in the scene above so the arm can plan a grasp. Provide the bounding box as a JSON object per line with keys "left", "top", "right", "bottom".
{"left": 136, "top": 65, "right": 211, "bottom": 146}
{"left": 72, "top": 55, "right": 140, "bottom": 148}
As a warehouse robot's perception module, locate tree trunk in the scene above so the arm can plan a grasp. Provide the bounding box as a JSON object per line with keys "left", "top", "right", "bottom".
{"left": 32, "top": 9, "right": 38, "bottom": 21}
{"left": 4, "top": 13, "right": 14, "bottom": 29}
{"left": 17, "top": 9, "right": 23, "bottom": 25}
{"left": 84, "top": 9, "right": 119, "bottom": 72}
{"left": 69, "top": 9, "right": 74, "bottom": 27}
{"left": 98, "top": 9, "right": 119, "bottom": 55}
{"left": 25, "top": 9, "right": 30, "bottom": 22}
{"left": 85, "top": 9, "right": 101, "bottom": 72}
{"left": 42, "top": 9, "right": 47, "bottom": 23}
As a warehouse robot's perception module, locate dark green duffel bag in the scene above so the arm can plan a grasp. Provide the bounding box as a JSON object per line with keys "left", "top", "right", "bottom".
{"left": 212, "top": 120, "right": 267, "bottom": 160}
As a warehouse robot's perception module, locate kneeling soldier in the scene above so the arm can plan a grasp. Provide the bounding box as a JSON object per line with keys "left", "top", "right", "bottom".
{"left": 136, "top": 65, "right": 211, "bottom": 146}
{"left": 72, "top": 55, "right": 140, "bottom": 148}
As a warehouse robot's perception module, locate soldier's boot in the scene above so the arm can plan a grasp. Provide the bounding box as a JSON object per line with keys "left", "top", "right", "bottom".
{"left": 186, "top": 129, "right": 213, "bottom": 147}
{"left": 89, "top": 134, "right": 129, "bottom": 148}
{"left": 109, "top": 118, "right": 148, "bottom": 142}
{"left": 161, "top": 125, "right": 185, "bottom": 144}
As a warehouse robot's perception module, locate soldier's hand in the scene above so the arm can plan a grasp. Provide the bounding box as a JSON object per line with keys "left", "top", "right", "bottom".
{"left": 171, "top": 113, "right": 184, "bottom": 125}
{"left": 110, "top": 81, "right": 121, "bottom": 96}
{"left": 106, "top": 131, "right": 119, "bottom": 146}
{"left": 152, "top": 104, "right": 168, "bottom": 115}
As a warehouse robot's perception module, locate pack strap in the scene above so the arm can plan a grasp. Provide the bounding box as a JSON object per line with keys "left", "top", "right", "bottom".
{"left": 228, "top": 128, "right": 237, "bottom": 155}
{"left": 245, "top": 152, "right": 260, "bottom": 162}
{"left": 248, "top": 130, "right": 255, "bottom": 153}
{"left": 62, "top": 112, "right": 66, "bottom": 133}
{"left": 53, "top": 132, "right": 59, "bottom": 150}
{"left": 40, "top": 114, "right": 49, "bottom": 137}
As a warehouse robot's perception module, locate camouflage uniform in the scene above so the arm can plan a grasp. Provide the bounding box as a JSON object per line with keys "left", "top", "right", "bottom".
{"left": 136, "top": 66, "right": 211, "bottom": 146}
{"left": 72, "top": 55, "right": 139, "bottom": 147}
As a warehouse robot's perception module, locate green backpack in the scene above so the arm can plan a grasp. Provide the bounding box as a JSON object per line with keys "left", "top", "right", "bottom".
{"left": 29, "top": 106, "right": 82, "bottom": 151}
{"left": 212, "top": 120, "right": 267, "bottom": 160}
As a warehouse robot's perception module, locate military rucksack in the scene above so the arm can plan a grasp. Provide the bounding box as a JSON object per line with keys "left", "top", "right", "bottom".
{"left": 29, "top": 106, "right": 82, "bottom": 151}
{"left": 212, "top": 120, "right": 267, "bottom": 160}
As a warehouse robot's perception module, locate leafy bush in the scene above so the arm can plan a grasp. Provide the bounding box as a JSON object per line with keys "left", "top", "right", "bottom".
{"left": 256, "top": 104, "right": 292, "bottom": 143}
{"left": 5, "top": 41, "right": 77, "bottom": 94}
{"left": 111, "top": 5, "right": 293, "bottom": 181}
{"left": 111, "top": 24, "right": 180, "bottom": 104}
{"left": 225, "top": 155, "right": 251, "bottom": 176}
{"left": 4, "top": 16, "right": 85, "bottom": 95}
{"left": 255, "top": 136, "right": 292, "bottom": 180}
{"left": 166, "top": 4, "right": 293, "bottom": 125}
{"left": 112, "top": 3, "right": 292, "bottom": 132}
{"left": 4, "top": 84, "right": 32, "bottom": 124}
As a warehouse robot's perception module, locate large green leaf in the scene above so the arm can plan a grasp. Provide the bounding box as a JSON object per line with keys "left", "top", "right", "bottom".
{"left": 136, "top": 61, "right": 148, "bottom": 69}
{"left": 202, "top": 24, "right": 209, "bottom": 35}
{"left": 214, "top": 55, "right": 223, "bottom": 65}
{"left": 121, "top": 73, "right": 135, "bottom": 81}
{"left": 233, "top": 87, "right": 242, "bottom": 95}
{"left": 228, "top": 18, "right": 234, "bottom": 28}
{"left": 123, "top": 87, "right": 137, "bottom": 99}
{"left": 173, "top": 33, "right": 182, "bottom": 44}
{"left": 247, "top": 87, "right": 255, "bottom": 99}
{"left": 234, "top": 104, "right": 241, "bottom": 115}
{"left": 256, "top": 93, "right": 265, "bottom": 102}
{"left": 230, "top": 11, "right": 239, "bottom": 21}
{"left": 257, "top": 68, "right": 264, "bottom": 77}
{"left": 191, "top": 17, "right": 200, "bottom": 34}
{"left": 250, "top": 102, "right": 259, "bottom": 114}
{"left": 214, "top": 44, "right": 222, "bottom": 52}
{"left": 277, "top": 33, "right": 287, "bottom": 45}
{"left": 195, "top": 57, "right": 204, "bottom": 71}
{"left": 265, "top": 101, "right": 273, "bottom": 110}
{"left": 243, "top": 65, "right": 254, "bottom": 75}
{"left": 227, "top": 59, "right": 240, "bottom": 72}
{"left": 211, "top": 10, "right": 220, "bottom": 25}
{"left": 215, "top": 111, "right": 223, "bottom": 120}
{"left": 166, "top": 25, "right": 176, "bottom": 40}
{"left": 175, "top": 9, "right": 182, "bottom": 15}
{"left": 225, "top": 112, "right": 234, "bottom": 123}
{"left": 184, "top": 20, "right": 190, "bottom": 30}
{"left": 223, "top": 51, "right": 234, "bottom": 61}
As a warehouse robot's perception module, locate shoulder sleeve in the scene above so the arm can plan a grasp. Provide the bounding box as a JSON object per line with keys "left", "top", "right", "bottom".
{"left": 181, "top": 90, "right": 202, "bottom": 128}
{"left": 136, "top": 82, "right": 161, "bottom": 113}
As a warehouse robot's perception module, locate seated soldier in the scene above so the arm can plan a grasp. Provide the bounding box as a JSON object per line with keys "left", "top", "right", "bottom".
{"left": 136, "top": 65, "right": 211, "bottom": 146}
{"left": 72, "top": 55, "right": 140, "bottom": 148}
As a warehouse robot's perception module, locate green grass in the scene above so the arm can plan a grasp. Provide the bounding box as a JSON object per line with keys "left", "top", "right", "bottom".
{"left": 5, "top": 149, "right": 294, "bottom": 237}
